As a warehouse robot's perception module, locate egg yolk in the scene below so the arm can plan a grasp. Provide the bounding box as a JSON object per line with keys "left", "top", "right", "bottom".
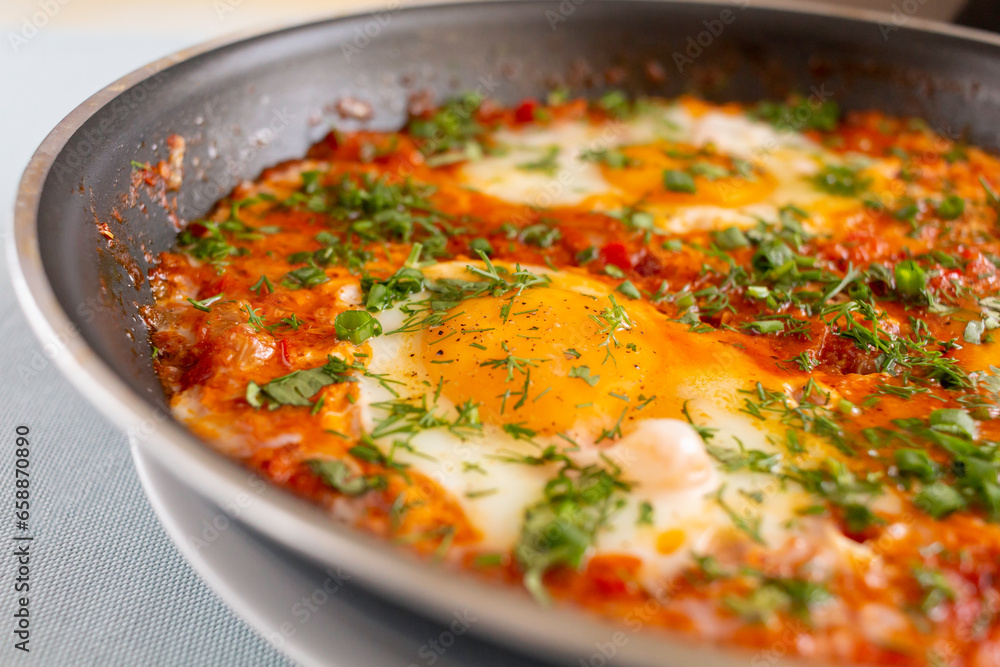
{"left": 597, "top": 143, "right": 777, "bottom": 208}
{"left": 420, "top": 283, "right": 685, "bottom": 438}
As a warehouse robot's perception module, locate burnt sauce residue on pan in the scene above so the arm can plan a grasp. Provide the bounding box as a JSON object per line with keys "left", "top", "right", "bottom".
{"left": 139, "top": 90, "right": 1000, "bottom": 665}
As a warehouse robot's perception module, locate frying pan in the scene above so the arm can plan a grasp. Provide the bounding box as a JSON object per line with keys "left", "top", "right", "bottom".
{"left": 11, "top": 1, "right": 1000, "bottom": 664}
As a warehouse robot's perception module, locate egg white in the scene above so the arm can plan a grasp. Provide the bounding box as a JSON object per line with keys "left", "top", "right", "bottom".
{"left": 459, "top": 101, "right": 878, "bottom": 235}
{"left": 357, "top": 261, "right": 845, "bottom": 590}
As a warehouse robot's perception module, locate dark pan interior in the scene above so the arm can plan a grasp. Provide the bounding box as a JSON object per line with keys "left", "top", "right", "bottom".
{"left": 35, "top": 0, "right": 1000, "bottom": 411}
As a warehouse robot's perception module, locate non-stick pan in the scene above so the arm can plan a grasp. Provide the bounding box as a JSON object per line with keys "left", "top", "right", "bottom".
{"left": 11, "top": 1, "right": 1000, "bottom": 664}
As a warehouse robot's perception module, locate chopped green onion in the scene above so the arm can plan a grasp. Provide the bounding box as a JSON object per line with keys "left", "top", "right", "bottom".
{"left": 662, "top": 169, "right": 696, "bottom": 194}
{"left": 616, "top": 280, "right": 641, "bottom": 299}
{"left": 576, "top": 246, "right": 598, "bottom": 264}
{"left": 937, "top": 195, "right": 965, "bottom": 220}
{"left": 745, "top": 320, "right": 784, "bottom": 334}
{"left": 894, "top": 449, "right": 937, "bottom": 481}
{"left": 914, "top": 482, "right": 966, "bottom": 519}
{"left": 335, "top": 310, "right": 383, "bottom": 345}
{"left": 964, "top": 320, "right": 985, "bottom": 345}
{"left": 929, "top": 408, "right": 977, "bottom": 440}
{"left": 689, "top": 162, "right": 730, "bottom": 181}
{"left": 715, "top": 226, "right": 749, "bottom": 250}
{"left": 893, "top": 260, "right": 926, "bottom": 300}
{"left": 604, "top": 264, "right": 627, "bottom": 279}
{"left": 812, "top": 164, "right": 870, "bottom": 197}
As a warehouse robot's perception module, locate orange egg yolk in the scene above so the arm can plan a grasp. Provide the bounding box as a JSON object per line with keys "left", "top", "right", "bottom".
{"left": 420, "top": 284, "right": 683, "bottom": 437}
{"left": 598, "top": 143, "right": 777, "bottom": 208}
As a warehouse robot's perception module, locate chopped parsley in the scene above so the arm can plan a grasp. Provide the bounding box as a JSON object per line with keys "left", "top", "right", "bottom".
{"left": 361, "top": 244, "right": 425, "bottom": 312}
{"left": 637, "top": 501, "right": 654, "bottom": 525}
{"left": 751, "top": 97, "right": 840, "bottom": 132}
{"left": 186, "top": 293, "right": 224, "bottom": 312}
{"left": 246, "top": 355, "right": 359, "bottom": 409}
{"left": 579, "top": 148, "right": 636, "bottom": 169}
{"left": 725, "top": 574, "right": 832, "bottom": 623}
{"left": 307, "top": 459, "right": 384, "bottom": 496}
{"left": 589, "top": 295, "right": 634, "bottom": 362}
{"left": 286, "top": 172, "right": 447, "bottom": 254}
{"left": 407, "top": 92, "right": 484, "bottom": 164}
{"left": 281, "top": 265, "right": 329, "bottom": 290}
{"left": 595, "top": 90, "right": 632, "bottom": 119}
{"left": 517, "top": 146, "right": 561, "bottom": 175}
{"left": 515, "top": 460, "right": 629, "bottom": 603}
{"left": 177, "top": 223, "right": 242, "bottom": 266}
{"left": 250, "top": 275, "right": 274, "bottom": 295}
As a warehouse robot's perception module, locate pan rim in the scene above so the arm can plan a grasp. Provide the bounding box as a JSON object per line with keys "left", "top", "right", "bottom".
{"left": 9, "top": 1, "right": 1000, "bottom": 664}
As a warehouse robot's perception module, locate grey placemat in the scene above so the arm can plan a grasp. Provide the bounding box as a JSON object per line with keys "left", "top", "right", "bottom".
{"left": 1, "top": 26, "right": 290, "bottom": 667}
{"left": 0, "top": 294, "right": 291, "bottom": 666}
